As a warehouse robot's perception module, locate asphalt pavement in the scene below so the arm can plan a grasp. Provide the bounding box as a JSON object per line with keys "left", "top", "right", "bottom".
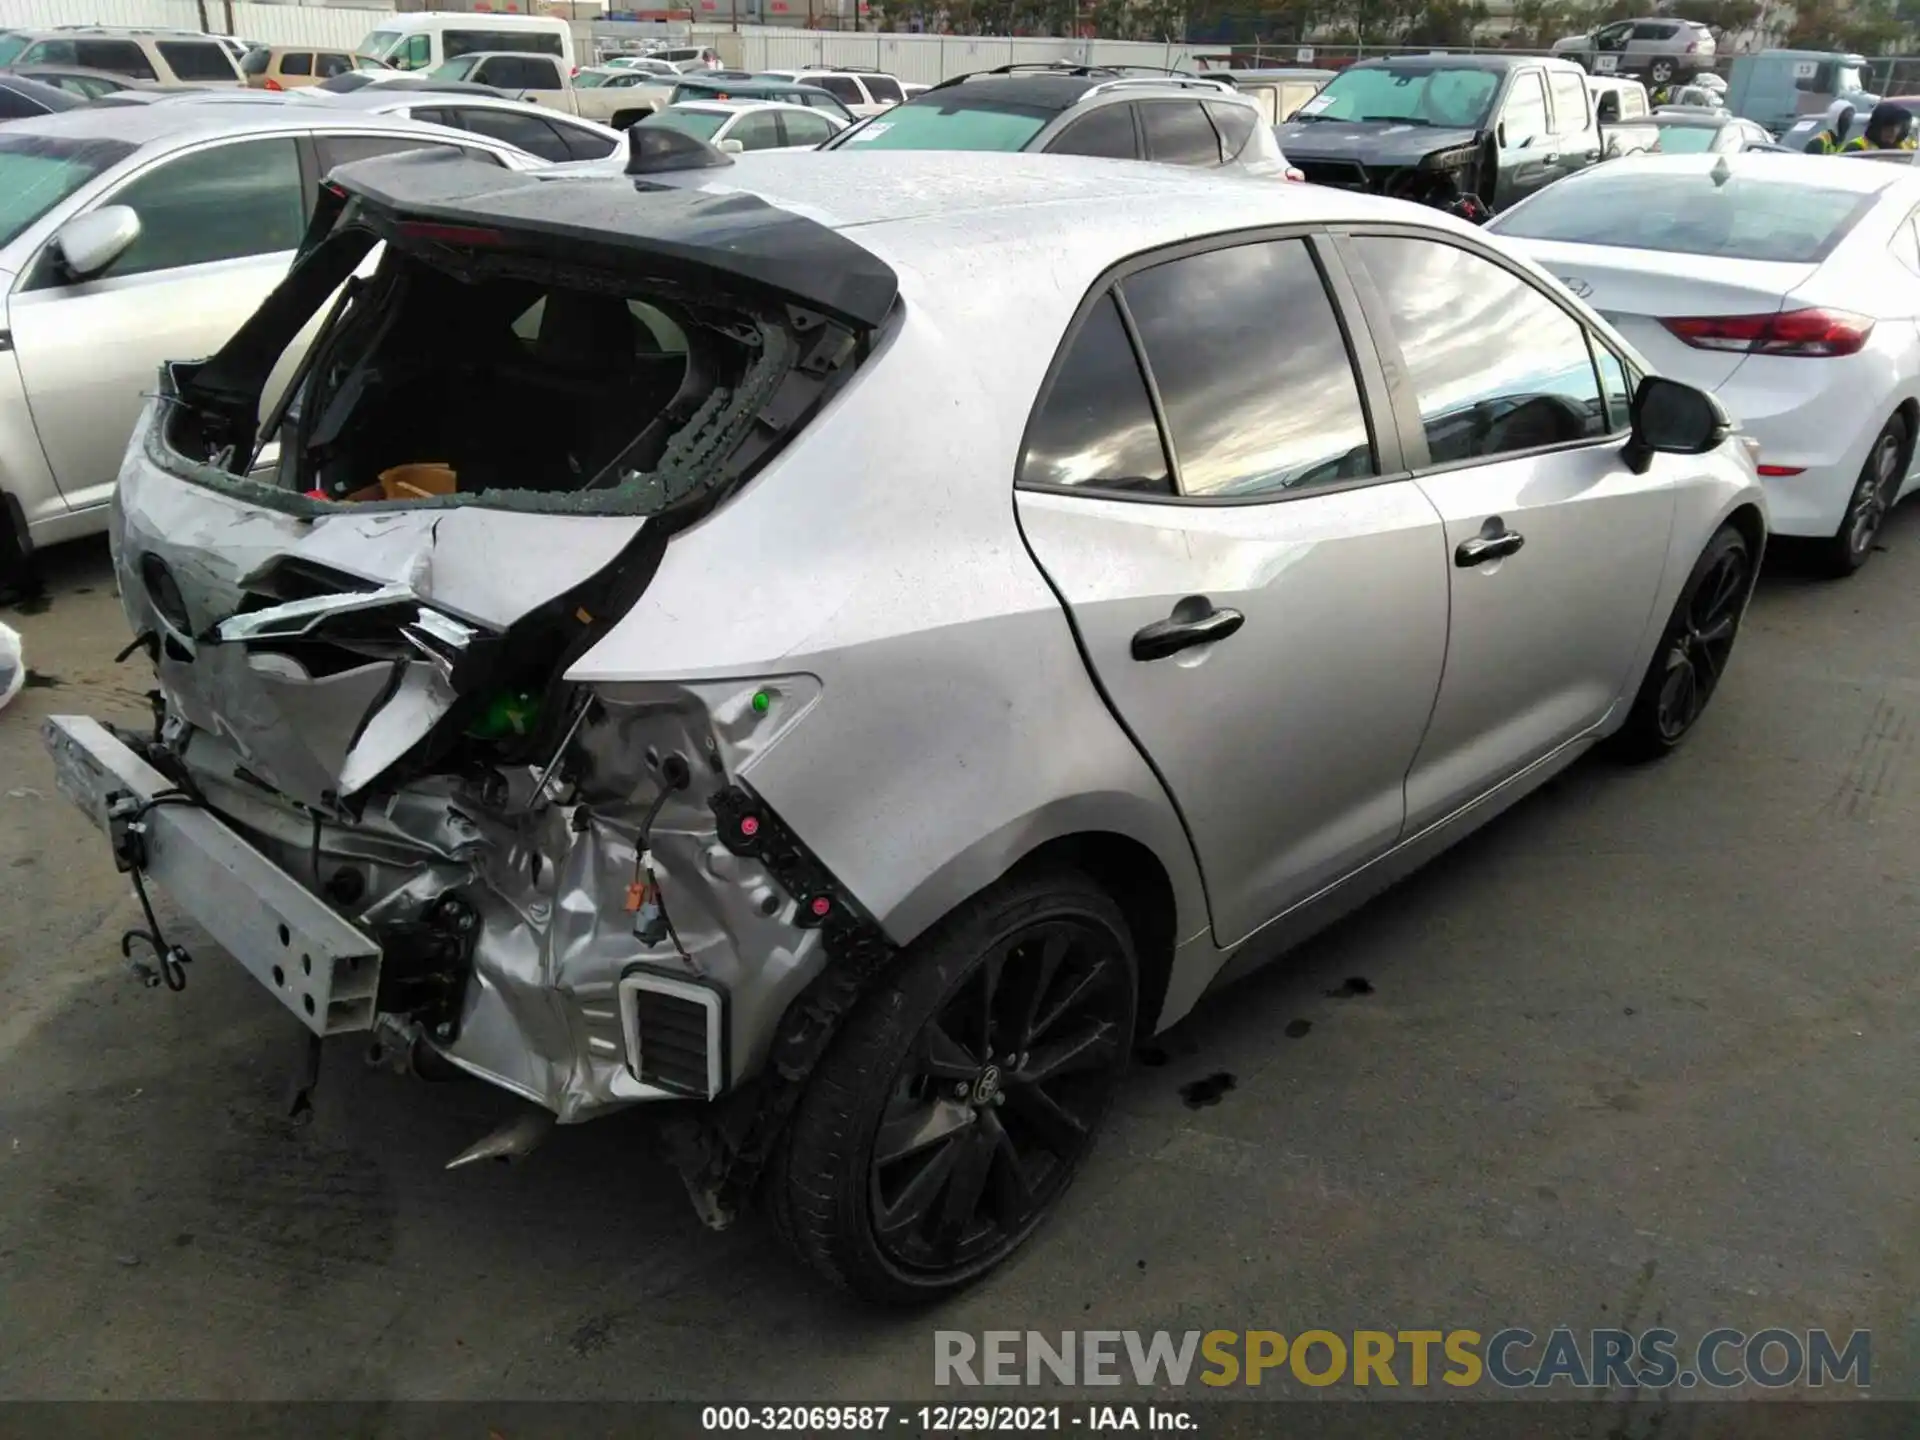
{"left": 1, "top": 519, "right": 1917, "bottom": 1407}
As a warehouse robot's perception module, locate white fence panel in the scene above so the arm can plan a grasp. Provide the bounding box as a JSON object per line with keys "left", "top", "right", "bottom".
{"left": 687, "top": 25, "right": 1201, "bottom": 83}
{"left": 0, "top": 0, "right": 391, "bottom": 46}
{"left": 1, "top": 0, "right": 202, "bottom": 28}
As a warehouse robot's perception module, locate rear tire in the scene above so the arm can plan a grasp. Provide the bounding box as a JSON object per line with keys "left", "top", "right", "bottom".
{"left": 1816, "top": 412, "right": 1907, "bottom": 578}
{"left": 1649, "top": 58, "right": 1676, "bottom": 83}
{"left": 770, "top": 867, "right": 1136, "bottom": 1304}
{"left": 1609, "top": 523, "right": 1753, "bottom": 761}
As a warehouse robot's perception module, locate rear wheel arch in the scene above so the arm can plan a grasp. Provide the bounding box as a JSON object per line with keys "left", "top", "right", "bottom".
{"left": 1723, "top": 499, "right": 1766, "bottom": 562}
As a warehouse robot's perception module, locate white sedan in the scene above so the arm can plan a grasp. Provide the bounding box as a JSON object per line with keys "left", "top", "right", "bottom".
{"left": 632, "top": 98, "right": 844, "bottom": 153}
{"left": 1490, "top": 153, "right": 1920, "bottom": 574}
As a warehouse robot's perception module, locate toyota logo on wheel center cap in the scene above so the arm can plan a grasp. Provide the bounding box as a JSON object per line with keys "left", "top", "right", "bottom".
{"left": 971, "top": 1064, "right": 1002, "bottom": 1106}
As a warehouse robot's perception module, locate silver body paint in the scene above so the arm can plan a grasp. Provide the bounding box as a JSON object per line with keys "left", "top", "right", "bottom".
{"left": 56, "top": 153, "right": 1764, "bottom": 1127}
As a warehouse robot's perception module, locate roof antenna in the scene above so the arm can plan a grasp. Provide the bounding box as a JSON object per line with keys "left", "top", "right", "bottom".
{"left": 625, "top": 124, "right": 734, "bottom": 177}
{"left": 1710, "top": 154, "right": 1733, "bottom": 187}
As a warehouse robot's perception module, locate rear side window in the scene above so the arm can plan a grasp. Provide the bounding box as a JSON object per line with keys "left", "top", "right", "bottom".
{"left": 70, "top": 39, "right": 157, "bottom": 80}
{"left": 1122, "top": 239, "right": 1376, "bottom": 497}
{"left": 1501, "top": 71, "right": 1549, "bottom": 146}
{"left": 280, "top": 52, "right": 313, "bottom": 78}
{"left": 1045, "top": 104, "right": 1136, "bottom": 159}
{"left": 550, "top": 117, "right": 620, "bottom": 159}
{"left": 779, "top": 110, "right": 835, "bottom": 147}
{"left": 863, "top": 75, "right": 903, "bottom": 103}
{"left": 1019, "top": 294, "right": 1172, "bottom": 495}
{"left": 1547, "top": 71, "right": 1588, "bottom": 133}
{"left": 1139, "top": 100, "right": 1221, "bottom": 166}
{"left": 317, "top": 52, "right": 352, "bottom": 79}
{"left": 815, "top": 74, "right": 865, "bottom": 103}
{"left": 1204, "top": 99, "right": 1256, "bottom": 159}
{"left": 451, "top": 106, "right": 572, "bottom": 163}
{"left": 445, "top": 29, "right": 563, "bottom": 59}
{"left": 157, "top": 41, "right": 237, "bottom": 81}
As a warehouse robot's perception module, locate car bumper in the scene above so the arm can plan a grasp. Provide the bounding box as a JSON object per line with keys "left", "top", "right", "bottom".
{"left": 1715, "top": 359, "right": 1896, "bottom": 539}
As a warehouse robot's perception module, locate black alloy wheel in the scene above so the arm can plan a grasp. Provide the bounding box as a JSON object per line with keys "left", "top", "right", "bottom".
{"left": 1611, "top": 522, "right": 1753, "bottom": 759}
{"left": 772, "top": 868, "right": 1137, "bottom": 1303}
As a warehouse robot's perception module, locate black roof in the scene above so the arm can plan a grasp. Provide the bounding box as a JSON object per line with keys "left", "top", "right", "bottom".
{"left": 916, "top": 73, "right": 1106, "bottom": 112}
{"left": 326, "top": 148, "right": 899, "bottom": 331}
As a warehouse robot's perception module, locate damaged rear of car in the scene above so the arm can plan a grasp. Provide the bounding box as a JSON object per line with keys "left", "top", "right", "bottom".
{"left": 46, "top": 145, "right": 902, "bottom": 1172}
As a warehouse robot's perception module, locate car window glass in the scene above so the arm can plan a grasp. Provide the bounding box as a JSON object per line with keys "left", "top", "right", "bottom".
{"left": 1621, "top": 85, "right": 1647, "bottom": 118}
{"left": 1123, "top": 239, "right": 1376, "bottom": 497}
{"left": 728, "top": 111, "right": 783, "bottom": 150}
{"left": 72, "top": 40, "right": 157, "bottom": 79}
{"left": 816, "top": 75, "right": 864, "bottom": 103}
{"left": 864, "top": 75, "right": 902, "bottom": 102}
{"left": 1593, "top": 345, "right": 1632, "bottom": 432}
{"left": 779, "top": 109, "right": 833, "bottom": 146}
{"left": 280, "top": 52, "right": 313, "bottom": 77}
{"left": 1045, "top": 103, "right": 1136, "bottom": 158}
{"left": 1204, "top": 99, "right": 1256, "bottom": 159}
{"left": 410, "top": 106, "right": 453, "bottom": 126}
{"left": 451, "top": 106, "right": 571, "bottom": 162}
{"left": 551, "top": 118, "right": 620, "bottom": 159}
{"left": 514, "top": 56, "right": 562, "bottom": 88}
{"left": 1547, "top": 71, "right": 1587, "bottom": 134}
{"left": 1501, "top": 71, "right": 1549, "bottom": 145}
{"left": 315, "top": 133, "right": 460, "bottom": 174}
{"left": 317, "top": 52, "right": 351, "bottom": 79}
{"left": 0, "top": 86, "right": 39, "bottom": 120}
{"left": 1354, "top": 236, "right": 1607, "bottom": 464}
{"left": 157, "top": 41, "right": 235, "bottom": 81}
{"left": 1140, "top": 100, "right": 1221, "bottom": 166}
{"left": 1019, "top": 293, "right": 1172, "bottom": 495}
{"left": 92, "top": 136, "right": 303, "bottom": 281}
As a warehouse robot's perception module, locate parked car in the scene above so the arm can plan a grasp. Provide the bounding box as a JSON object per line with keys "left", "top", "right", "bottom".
{"left": 667, "top": 75, "right": 857, "bottom": 124}
{"left": 756, "top": 67, "right": 907, "bottom": 117}
{"left": 1647, "top": 111, "right": 1776, "bottom": 153}
{"left": 43, "top": 140, "right": 1762, "bottom": 1303}
{"left": 5, "top": 64, "right": 154, "bottom": 101}
{"left": 1490, "top": 153, "right": 1920, "bottom": 574}
{"left": 1279, "top": 54, "right": 1603, "bottom": 216}
{"left": 636, "top": 99, "right": 844, "bottom": 153}
{"left": 354, "top": 13, "right": 574, "bottom": 76}
{"left": 241, "top": 45, "right": 363, "bottom": 91}
{"left": 0, "top": 72, "right": 85, "bottom": 119}
{"left": 426, "top": 51, "right": 656, "bottom": 129}
{"left": 303, "top": 87, "right": 625, "bottom": 163}
{"left": 1728, "top": 49, "right": 1872, "bottom": 137}
{"left": 0, "top": 28, "right": 242, "bottom": 87}
{"left": 1204, "top": 65, "right": 1331, "bottom": 123}
{"left": 1587, "top": 75, "right": 1660, "bottom": 156}
{"left": 599, "top": 55, "right": 679, "bottom": 78}
{"left": 1554, "top": 17, "right": 1716, "bottom": 87}
{"left": 822, "top": 68, "right": 1287, "bottom": 180}
{"left": 0, "top": 104, "right": 549, "bottom": 578}
{"left": 642, "top": 44, "right": 721, "bottom": 73}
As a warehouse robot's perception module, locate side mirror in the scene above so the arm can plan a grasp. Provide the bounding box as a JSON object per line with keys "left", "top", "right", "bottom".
{"left": 1624, "top": 375, "right": 1730, "bottom": 473}
{"left": 717, "top": 137, "right": 744, "bottom": 153}
{"left": 53, "top": 206, "right": 140, "bottom": 280}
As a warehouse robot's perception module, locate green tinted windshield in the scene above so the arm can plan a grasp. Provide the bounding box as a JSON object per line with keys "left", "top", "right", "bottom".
{"left": 1293, "top": 65, "right": 1499, "bottom": 128}
{"left": 574, "top": 70, "right": 613, "bottom": 87}
{"left": 1649, "top": 124, "right": 1719, "bottom": 153}
{"left": 639, "top": 107, "right": 726, "bottom": 140}
{"left": 0, "top": 34, "right": 29, "bottom": 66}
{"left": 1489, "top": 170, "right": 1876, "bottom": 262}
{"left": 429, "top": 55, "right": 479, "bottom": 81}
{"left": 833, "top": 99, "right": 1050, "bottom": 151}
{"left": 0, "top": 135, "right": 131, "bottom": 250}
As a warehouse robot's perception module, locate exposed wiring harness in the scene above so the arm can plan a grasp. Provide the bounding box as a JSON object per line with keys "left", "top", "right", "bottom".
{"left": 107, "top": 789, "right": 205, "bottom": 991}
{"left": 624, "top": 759, "right": 696, "bottom": 971}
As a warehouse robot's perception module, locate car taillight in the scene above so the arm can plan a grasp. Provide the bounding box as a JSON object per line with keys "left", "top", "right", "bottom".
{"left": 397, "top": 221, "right": 506, "bottom": 247}
{"left": 1660, "top": 307, "right": 1873, "bottom": 357}
{"left": 265, "top": 76, "right": 282, "bottom": 90}
{"left": 1757, "top": 463, "right": 1805, "bottom": 476}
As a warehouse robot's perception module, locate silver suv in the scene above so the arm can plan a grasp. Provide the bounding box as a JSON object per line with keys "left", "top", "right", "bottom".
{"left": 822, "top": 64, "right": 1291, "bottom": 177}
{"left": 1553, "top": 17, "right": 1717, "bottom": 87}
{"left": 0, "top": 27, "right": 242, "bottom": 87}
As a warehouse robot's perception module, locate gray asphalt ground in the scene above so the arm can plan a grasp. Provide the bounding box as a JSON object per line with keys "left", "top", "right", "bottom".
{"left": 1, "top": 518, "right": 1916, "bottom": 1410}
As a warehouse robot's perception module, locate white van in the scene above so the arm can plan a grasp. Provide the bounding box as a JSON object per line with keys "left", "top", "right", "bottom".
{"left": 355, "top": 13, "right": 575, "bottom": 76}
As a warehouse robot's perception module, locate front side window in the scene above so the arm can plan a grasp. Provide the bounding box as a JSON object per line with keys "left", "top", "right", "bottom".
{"left": 1547, "top": 71, "right": 1588, "bottom": 133}
{"left": 815, "top": 74, "right": 864, "bottom": 104}
{"left": 357, "top": 29, "right": 401, "bottom": 62}
{"left": 1501, "top": 71, "right": 1549, "bottom": 145}
{"left": 0, "top": 34, "right": 29, "bottom": 67}
{"left": 1139, "top": 101, "right": 1221, "bottom": 166}
{"left": 727, "top": 111, "right": 783, "bottom": 151}
{"left": 779, "top": 110, "right": 834, "bottom": 147}
{"left": 1046, "top": 103, "right": 1136, "bottom": 159}
{"left": 1353, "top": 235, "right": 1607, "bottom": 465}
{"left": 452, "top": 107, "right": 571, "bottom": 163}
{"left": 88, "top": 137, "right": 304, "bottom": 281}
{"left": 864, "top": 75, "right": 903, "bottom": 103}
{"left": 1204, "top": 100, "right": 1256, "bottom": 159}
{"left": 1019, "top": 294, "right": 1171, "bottom": 496}
{"left": 401, "top": 34, "right": 431, "bottom": 70}
{"left": 0, "top": 135, "right": 132, "bottom": 250}
{"left": 317, "top": 53, "right": 351, "bottom": 79}
{"left": 157, "top": 41, "right": 238, "bottom": 81}
{"left": 638, "top": 107, "right": 727, "bottom": 142}
{"left": 1594, "top": 346, "right": 1633, "bottom": 432}
{"left": 1295, "top": 64, "right": 1499, "bottom": 129}
{"left": 1123, "top": 239, "right": 1376, "bottom": 497}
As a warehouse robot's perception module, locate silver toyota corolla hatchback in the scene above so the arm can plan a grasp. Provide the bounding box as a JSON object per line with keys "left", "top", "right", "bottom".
{"left": 45, "top": 139, "right": 1767, "bottom": 1302}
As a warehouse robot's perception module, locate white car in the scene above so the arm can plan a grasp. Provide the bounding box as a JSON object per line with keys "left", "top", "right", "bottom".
{"left": 599, "top": 55, "right": 678, "bottom": 78}
{"left": 757, "top": 67, "right": 905, "bottom": 117}
{"left": 643, "top": 44, "right": 721, "bottom": 73}
{"left": 635, "top": 98, "right": 844, "bottom": 153}
{"left": 1490, "top": 152, "right": 1920, "bottom": 574}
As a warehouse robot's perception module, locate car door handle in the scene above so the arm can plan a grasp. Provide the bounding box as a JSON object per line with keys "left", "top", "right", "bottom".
{"left": 1455, "top": 524, "right": 1526, "bottom": 567}
{"left": 1131, "top": 603, "right": 1245, "bottom": 661}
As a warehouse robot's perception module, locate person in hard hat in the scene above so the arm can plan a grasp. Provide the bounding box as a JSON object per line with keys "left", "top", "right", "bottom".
{"left": 1843, "top": 101, "right": 1916, "bottom": 151}
{"left": 1806, "top": 98, "right": 1856, "bottom": 153}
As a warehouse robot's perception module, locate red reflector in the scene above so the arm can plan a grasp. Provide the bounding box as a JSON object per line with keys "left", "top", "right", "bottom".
{"left": 1757, "top": 464, "right": 1805, "bottom": 476}
{"left": 1660, "top": 307, "right": 1873, "bottom": 358}
{"left": 396, "top": 221, "right": 507, "bottom": 247}
{"left": 265, "top": 76, "right": 282, "bottom": 90}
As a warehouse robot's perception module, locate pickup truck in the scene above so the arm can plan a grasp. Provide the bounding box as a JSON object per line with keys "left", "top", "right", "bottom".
{"left": 1587, "top": 75, "right": 1662, "bottom": 156}
{"left": 1276, "top": 53, "right": 1606, "bottom": 219}
{"left": 426, "top": 52, "right": 661, "bottom": 129}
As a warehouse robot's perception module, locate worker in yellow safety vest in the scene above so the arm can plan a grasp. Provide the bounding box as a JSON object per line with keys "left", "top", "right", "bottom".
{"left": 1842, "top": 101, "right": 1917, "bottom": 151}
{"left": 1805, "top": 99, "right": 1856, "bottom": 153}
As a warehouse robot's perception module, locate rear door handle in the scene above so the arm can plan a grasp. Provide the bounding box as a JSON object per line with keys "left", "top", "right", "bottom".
{"left": 1455, "top": 521, "right": 1526, "bottom": 567}
{"left": 1131, "top": 602, "right": 1245, "bottom": 661}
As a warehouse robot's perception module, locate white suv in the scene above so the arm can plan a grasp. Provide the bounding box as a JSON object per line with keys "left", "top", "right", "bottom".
{"left": 759, "top": 68, "right": 905, "bottom": 117}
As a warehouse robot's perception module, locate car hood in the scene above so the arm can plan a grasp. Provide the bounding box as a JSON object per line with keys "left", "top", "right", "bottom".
{"left": 1276, "top": 120, "right": 1483, "bottom": 164}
